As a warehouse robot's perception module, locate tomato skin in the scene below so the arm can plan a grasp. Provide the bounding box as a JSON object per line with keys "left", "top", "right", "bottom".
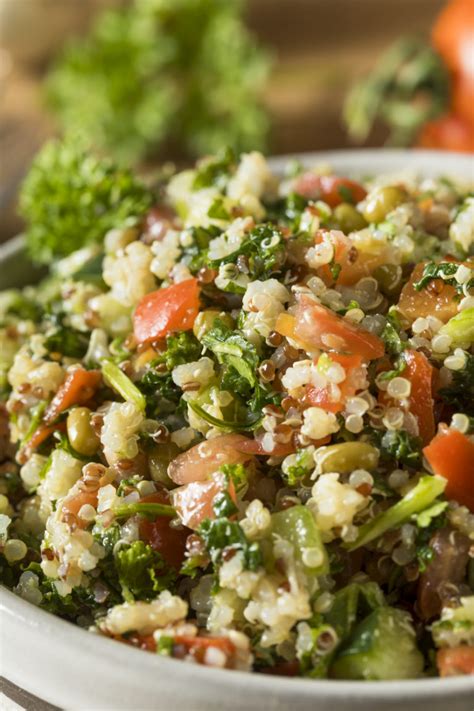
{"left": 44, "top": 368, "right": 101, "bottom": 424}
{"left": 235, "top": 436, "right": 296, "bottom": 457}
{"left": 168, "top": 434, "right": 251, "bottom": 485}
{"left": 138, "top": 492, "right": 189, "bottom": 569}
{"left": 432, "top": 0, "right": 474, "bottom": 78}
{"left": 317, "top": 231, "right": 394, "bottom": 287}
{"left": 133, "top": 279, "right": 200, "bottom": 345}
{"left": 398, "top": 262, "right": 460, "bottom": 323}
{"left": 294, "top": 174, "right": 367, "bottom": 207}
{"left": 172, "top": 474, "right": 236, "bottom": 530}
{"left": 61, "top": 489, "right": 99, "bottom": 528}
{"left": 289, "top": 296, "right": 385, "bottom": 360}
{"left": 418, "top": 114, "right": 474, "bottom": 152}
{"left": 423, "top": 429, "right": 474, "bottom": 511}
{"left": 304, "top": 352, "right": 364, "bottom": 413}
{"left": 437, "top": 646, "right": 474, "bottom": 677}
{"left": 404, "top": 350, "right": 436, "bottom": 445}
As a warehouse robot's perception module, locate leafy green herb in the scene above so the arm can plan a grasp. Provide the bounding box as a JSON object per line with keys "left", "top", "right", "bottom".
{"left": 219, "top": 462, "right": 248, "bottom": 492}
{"left": 209, "top": 224, "right": 286, "bottom": 279}
{"left": 198, "top": 517, "right": 262, "bottom": 571}
{"left": 413, "top": 261, "right": 472, "bottom": 296}
{"left": 438, "top": 353, "right": 474, "bottom": 416}
{"left": 44, "top": 327, "right": 89, "bottom": 358}
{"left": 282, "top": 448, "right": 315, "bottom": 487}
{"left": 213, "top": 490, "right": 238, "bottom": 517}
{"left": 193, "top": 147, "right": 236, "bottom": 190}
{"left": 116, "top": 541, "right": 176, "bottom": 601}
{"left": 202, "top": 320, "right": 259, "bottom": 389}
{"left": 378, "top": 429, "right": 421, "bottom": 467}
{"left": 207, "top": 198, "right": 231, "bottom": 221}
{"left": 381, "top": 315, "right": 406, "bottom": 356}
{"left": 378, "top": 357, "right": 406, "bottom": 381}
{"left": 157, "top": 635, "right": 174, "bottom": 656}
{"left": 156, "top": 332, "right": 202, "bottom": 371}
{"left": 19, "top": 137, "right": 152, "bottom": 264}
{"left": 47, "top": 2, "right": 269, "bottom": 164}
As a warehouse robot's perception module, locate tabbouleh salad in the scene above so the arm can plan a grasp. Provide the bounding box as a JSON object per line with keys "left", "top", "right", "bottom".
{"left": 1, "top": 140, "right": 473, "bottom": 680}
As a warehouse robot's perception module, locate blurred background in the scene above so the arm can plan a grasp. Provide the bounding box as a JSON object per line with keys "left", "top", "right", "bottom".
{"left": 1, "top": 0, "right": 469, "bottom": 243}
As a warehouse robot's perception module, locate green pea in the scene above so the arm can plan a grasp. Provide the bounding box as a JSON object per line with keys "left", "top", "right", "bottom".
{"left": 67, "top": 407, "right": 100, "bottom": 456}
{"left": 148, "top": 442, "right": 181, "bottom": 486}
{"left": 363, "top": 186, "right": 407, "bottom": 224}
{"left": 374, "top": 264, "right": 403, "bottom": 297}
{"left": 333, "top": 203, "right": 367, "bottom": 233}
{"left": 193, "top": 310, "right": 234, "bottom": 341}
{"left": 318, "top": 442, "right": 379, "bottom": 474}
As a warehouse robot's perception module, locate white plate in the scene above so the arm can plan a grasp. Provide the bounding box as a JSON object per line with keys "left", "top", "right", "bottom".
{"left": 1, "top": 149, "right": 474, "bottom": 711}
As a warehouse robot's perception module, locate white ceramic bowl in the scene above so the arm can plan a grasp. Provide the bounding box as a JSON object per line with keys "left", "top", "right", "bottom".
{"left": 1, "top": 149, "right": 473, "bottom": 711}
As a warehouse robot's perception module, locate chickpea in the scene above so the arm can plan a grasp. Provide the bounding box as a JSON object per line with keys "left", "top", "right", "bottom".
{"left": 67, "top": 407, "right": 100, "bottom": 457}
{"left": 148, "top": 442, "right": 181, "bottom": 486}
{"left": 374, "top": 264, "right": 403, "bottom": 297}
{"left": 318, "top": 442, "right": 379, "bottom": 474}
{"left": 363, "top": 186, "right": 408, "bottom": 224}
{"left": 333, "top": 203, "right": 367, "bottom": 233}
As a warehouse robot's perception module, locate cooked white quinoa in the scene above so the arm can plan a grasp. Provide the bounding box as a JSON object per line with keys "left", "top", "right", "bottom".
{"left": 1, "top": 149, "right": 473, "bottom": 679}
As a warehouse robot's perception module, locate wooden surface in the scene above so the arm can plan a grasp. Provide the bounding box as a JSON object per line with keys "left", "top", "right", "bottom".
{"left": 0, "top": 0, "right": 445, "bottom": 239}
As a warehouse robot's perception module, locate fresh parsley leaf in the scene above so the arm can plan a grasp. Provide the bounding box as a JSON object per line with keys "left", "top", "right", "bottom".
{"left": 413, "top": 261, "right": 472, "bottom": 296}
{"left": 44, "top": 327, "right": 89, "bottom": 358}
{"left": 208, "top": 224, "right": 286, "bottom": 279}
{"left": 115, "top": 541, "right": 176, "bottom": 601}
{"left": 198, "top": 517, "right": 262, "bottom": 571}
{"left": 193, "top": 147, "right": 236, "bottom": 190}
{"left": 19, "top": 137, "right": 152, "bottom": 264}
{"left": 202, "top": 320, "right": 259, "bottom": 389}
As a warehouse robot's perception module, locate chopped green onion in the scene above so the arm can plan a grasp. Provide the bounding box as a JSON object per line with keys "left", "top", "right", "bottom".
{"left": 346, "top": 475, "right": 446, "bottom": 551}
{"left": 102, "top": 360, "right": 146, "bottom": 412}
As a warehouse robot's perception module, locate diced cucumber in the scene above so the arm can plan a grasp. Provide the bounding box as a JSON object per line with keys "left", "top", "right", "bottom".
{"left": 439, "top": 307, "right": 474, "bottom": 347}
{"left": 325, "top": 582, "right": 385, "bottom": 640}
{"left": 331, "top": 606, "right": 424, "bottom": 680}
{"left": 271, "top": 505, "right": 328, "bottom": 576}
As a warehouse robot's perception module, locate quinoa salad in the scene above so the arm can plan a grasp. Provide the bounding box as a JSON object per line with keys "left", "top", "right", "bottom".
{"left": 1, "top": 144, "right": 474, "bottom": 680}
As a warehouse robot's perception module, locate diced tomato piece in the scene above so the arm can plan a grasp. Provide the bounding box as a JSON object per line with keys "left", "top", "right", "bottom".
{"left": 139, "top": 492, "right": 189, "bottom": 569}
{"left": 172, "top": 473, "right": 236, "bottom": 530}
{"left": 437, "top": 646, "right": 474, "bottom": 677}
{"left": 44, "top": 368, "right": 102, "bottom": 425}
{"left": 167, "top": 433, "right": 252, "bottom": 485}
{"left": 316, "top": 230, "right": 395, "bottom": 287}
{"left": 282, "top": 296, "right": 385, "bottom": 360}
{"left": 404, "top": 349, "right": 436, "bottom": 445}
{"left": 294, "top": 174, "right": 367, "bottom": 207}
{"left": 174, "top": 634, "right": 236, "bottom": 664}
{"left": 418, "top": 114, "right": 474, "bottom": 153}
{"left": 21, "top": 421, "right": 66, "bottom": 460}
{"left": 304, "top": 352, "right": 365, "bottom": 413}
{"left": 61, "top": 489, "right": 99, "bottom": 528}
{"left": 423, "top": 429, "right": 474, "bottom": 511}
{"left": 261, "top": 660, "right": 301, "bottom": 676}
{"left": 235, "top": 435, "right": 296, "bottom": 457}
{"left": 398, "top": 263, "right": 460, "bottom": 324}
{"left": 133, "top": 279, "right": 200, "bottom": 345}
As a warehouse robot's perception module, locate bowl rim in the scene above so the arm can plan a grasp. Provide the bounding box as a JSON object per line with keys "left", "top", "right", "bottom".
{"left": 2, "top": 586, "right": 474, "bottom": 699}
{"left": 1, "top": 147, "right": 473, "bottom": 702}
